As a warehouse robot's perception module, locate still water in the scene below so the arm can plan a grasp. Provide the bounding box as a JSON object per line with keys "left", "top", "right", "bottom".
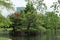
{"left": 10, "top": 34, "right": 60, "bottom": 40}
{"left": 11, "top": 35, "right": 46, "bottom": 40}
{"left": 0, "top": 30, "right": 60, "bottom": 40}
{"left": 9, "top": 31, "right": 60, "bottom": 40}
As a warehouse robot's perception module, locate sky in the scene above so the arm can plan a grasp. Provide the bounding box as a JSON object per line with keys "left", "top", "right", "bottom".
{"left": 11, "top": 0, "right": 57, "bottom": 7}
{"left": 12, "top": 0, "right": 27, "bottom": 7}
{"left": 2, "top": 0, "right": 57, "bottom": 17}
{"left": 12, "top": 0, "right": 57, "bottom": 7}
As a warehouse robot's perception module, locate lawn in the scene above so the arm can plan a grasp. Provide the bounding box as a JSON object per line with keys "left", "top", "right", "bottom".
{"left": 0, "top": 37, "right": 9, "bottom": 40}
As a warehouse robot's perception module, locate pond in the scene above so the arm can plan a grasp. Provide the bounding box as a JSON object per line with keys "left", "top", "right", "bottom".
{"left": 0, "top": 30, "right": 60, "bottom": 40}
{"left": 9, "top": 34, "right": 60, "bottom": 40}
{"left": 9, "top": 30, "right": 60, "bottom": 40}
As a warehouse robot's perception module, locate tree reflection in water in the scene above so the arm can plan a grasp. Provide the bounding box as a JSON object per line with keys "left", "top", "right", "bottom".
{"left": 11, "top": 34, "right": 46, "bottom": 40}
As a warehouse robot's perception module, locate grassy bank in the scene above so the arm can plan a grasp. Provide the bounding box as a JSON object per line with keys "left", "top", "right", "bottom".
{"left": 0, "top": 37, "right": 9, "bottom": 40}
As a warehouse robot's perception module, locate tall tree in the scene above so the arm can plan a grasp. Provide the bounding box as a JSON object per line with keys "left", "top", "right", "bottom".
{"left": 8, "top": 3, "right": 46, "bottom": 31}
{"left": 9, "top": 12, "right": 46, "bottom": 31}
{"left": 24, "top": 2, "right": 37, "bottom": 13}
{"left": 44, "top": 12, "right": 59, "bottom": 29}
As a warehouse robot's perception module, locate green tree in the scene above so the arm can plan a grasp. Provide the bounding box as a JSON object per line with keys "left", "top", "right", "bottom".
{"left": 19, "top": 3, "right": 46, "bottom": 31}
{"left": 44, "top": 12, "right": 60, "bottom": 39}
{"left": 0, "top": 13, "right": 12, "bottom": 28}
{"left": 8, "top": 13, "right": 20, "bottom": 30}
{"left": 44, "top": 12, "right": 59, "bottom": 29}
{"left": 24, "top": 3, "right": 37, "bottom": 13}
{"left": 9, "top": 5, "right": 46, "bottom": 31}
{"left": 8, "top": 2, "right": 47, "bottom": 32}
{"left": 9, "top": 12, "right": 46, "bottom": 32}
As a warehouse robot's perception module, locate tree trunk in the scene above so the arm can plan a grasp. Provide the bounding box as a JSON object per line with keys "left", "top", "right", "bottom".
{"left": 27, "top": 23, "right": 30, "bottom": 30}
{"left": 12, "top": 26, "right": 16, "bottom": 36}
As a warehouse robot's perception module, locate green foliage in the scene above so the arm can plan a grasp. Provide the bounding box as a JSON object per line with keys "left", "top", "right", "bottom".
{"left": 43, "top": 12, "right": 59, "bottom": 29}
{"left": 9, "top": 11, "right": 60, "bottom": 32}
{"left": 9, "top": 12, "right": 45, "bottom": 30}
{"left": 0, "top": 13, "right": 12, "bottom": 28}
{"left": 24, "top": 3, "right": 37, "bottom": 13}
{"left": 8, "top": 0, "right": 60, "bottom": 32}
{"left": 8, "top": 4, "right": 46, "bottom": 31}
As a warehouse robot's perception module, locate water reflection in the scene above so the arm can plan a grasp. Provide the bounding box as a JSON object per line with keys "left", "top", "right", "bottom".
{"left": 10, "top": 32, "right": 60, "bottom": 40}
{"left": 11, "top": 35, "right": 46, "bottom": 40}
{"left": 1, "top": 30, "right": 60, "bottom": 40}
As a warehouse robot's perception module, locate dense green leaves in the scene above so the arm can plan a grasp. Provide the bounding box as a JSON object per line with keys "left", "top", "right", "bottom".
{"left": 7, "top": 0, "right": 60, "bottom": 32}
{"left": 43, "top": 12, "right": 59, "bottom": 29}
{"left": 8, "top": 4, "right": 46, "bottom": 31}
{"left": 24, "top": 3, "right": 37, "bottom": 13}
{"left": 0, "top": 13, "right": 12, "bottom": 28}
